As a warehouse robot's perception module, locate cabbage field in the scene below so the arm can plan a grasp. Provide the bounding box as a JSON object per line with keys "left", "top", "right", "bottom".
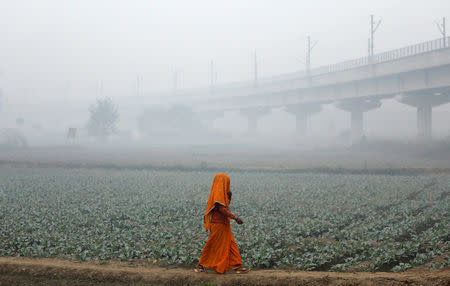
{"left": 0, "top": 166, "right": 449, "bottom": 272}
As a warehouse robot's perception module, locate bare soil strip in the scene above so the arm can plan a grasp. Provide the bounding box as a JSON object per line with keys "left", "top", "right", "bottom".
{"left": 0, "top": 257, "right": 449, "bottom": 286}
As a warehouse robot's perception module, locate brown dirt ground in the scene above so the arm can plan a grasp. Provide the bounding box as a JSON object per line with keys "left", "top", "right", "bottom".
{"left": 0, "top": 257, "right": 449, "bottom": 286}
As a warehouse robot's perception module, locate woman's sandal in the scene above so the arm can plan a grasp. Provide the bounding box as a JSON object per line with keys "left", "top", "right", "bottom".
{"left": 234, "top": 267, "right": 251, "bottom": 274}
{"left": 194, "top": 265, "right": 207, "bottom": 273}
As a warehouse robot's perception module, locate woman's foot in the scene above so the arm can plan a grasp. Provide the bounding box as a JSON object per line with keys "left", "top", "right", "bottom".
{"left": 234, "top": 267, "right": 250, "bottom": 273}
{"left": 194, "top": 265, "right": 207, "bottom": 273}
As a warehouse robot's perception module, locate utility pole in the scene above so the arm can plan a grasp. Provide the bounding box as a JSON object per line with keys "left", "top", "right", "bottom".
{"left": 254, "top": 50, "right": 258, "bottom": 87}
{"left": 136, "top": 75, "right": 143, "bottom": 96}
{"left": 306, "top": 36, "right": 311, "bottom": 74}
{"left": 98, "top": 79, "right": 104, "bottom": 97}
{"left": 436, "top": 17, "right": 447, "bottom": 48}
{"left": 370, "top": 14, "right": 382, "bottom": 59}
{"left": 306, "top": 35, "right": 318, "bottom": 76}
{"left": 64, "top": 80, "right": 70, "bottom": 98}
{"left": 0, "top": 89, "right": 3, "bottom": 112}
{"left": 210, "top": 60, "right": 216, "bottom": 95}
{"left": 136, "top": 76, "right": 139, "bottom": 96}
{"left": 172, "top": 71, "right": 178, "bottom": 95}
{"left": 210, "top": 60, "right": 214, "bottom": 88}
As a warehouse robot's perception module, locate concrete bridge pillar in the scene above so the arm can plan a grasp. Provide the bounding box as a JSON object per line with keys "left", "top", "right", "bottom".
{"left": 336, "top": 98, "right": 381, "bottom": 145}
{"left": 350, "top": 109, "right": 364, "bottom": 142}
{"left": 200, "top": 110, "right": 225, "bottom": 130}
{"left": 240, "top": 107, "right": 271, "bottom": 134}
{"left": 417, "top": 104, "right": 432, "bottom": 141}
{"left": 396, "top": 93, "right": 450, "bottom": 142}
{"left": 285, "top": 103, "right": 322, "bottom": 136}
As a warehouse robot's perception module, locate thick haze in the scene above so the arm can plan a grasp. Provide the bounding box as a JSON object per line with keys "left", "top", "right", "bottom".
{"left": 0, "top": 0, "right": 449, "bottom": 145}
{"left": 2, "top": 0, "right": 450, "bottom": 92}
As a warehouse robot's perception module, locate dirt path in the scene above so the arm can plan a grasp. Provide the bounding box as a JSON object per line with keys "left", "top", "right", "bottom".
{"left": 0, "top": 257, "right": 449, "bottom": 286}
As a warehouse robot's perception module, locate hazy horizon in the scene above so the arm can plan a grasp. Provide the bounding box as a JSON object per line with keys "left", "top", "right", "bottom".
{"left": 0, "top": 0, "right": 449, "bottom": 147}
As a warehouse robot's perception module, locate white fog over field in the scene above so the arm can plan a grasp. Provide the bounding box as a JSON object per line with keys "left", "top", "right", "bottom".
{"left": 0, "top": 0, "right": 449, "bottom": 168}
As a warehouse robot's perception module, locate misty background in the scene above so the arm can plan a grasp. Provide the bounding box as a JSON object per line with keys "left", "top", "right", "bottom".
{"left": 0, "top": 0, "right": 449, "bottom": 150}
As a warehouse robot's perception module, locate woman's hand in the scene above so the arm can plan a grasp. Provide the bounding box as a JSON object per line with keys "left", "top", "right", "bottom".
{"left": 235, "top": 217, "right": 243, "bottom": 225}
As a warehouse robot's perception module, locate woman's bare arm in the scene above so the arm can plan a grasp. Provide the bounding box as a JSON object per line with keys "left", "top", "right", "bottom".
{"left": 214, "top": 203, "right": 243, "bottom": 224}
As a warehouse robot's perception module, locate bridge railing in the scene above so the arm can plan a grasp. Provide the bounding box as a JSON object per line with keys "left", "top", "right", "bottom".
{"left": 181, "top": 37, "right": 450, "bottom": 97}
{"left": 238, "top": 37, "right": 450, "bottom": 89}
{"left": 373, "top": 37, "right": 449, "bottom": 63}
{"left": 309, "top": 37, "right": 450, "bottom": 77}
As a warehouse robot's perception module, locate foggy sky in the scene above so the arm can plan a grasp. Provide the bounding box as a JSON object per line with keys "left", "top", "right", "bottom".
{"left": 1, "top": 0, "right": 449, "bottom": 95}
{"left": 0, "top": 1, "right": 449, "bottom": 143}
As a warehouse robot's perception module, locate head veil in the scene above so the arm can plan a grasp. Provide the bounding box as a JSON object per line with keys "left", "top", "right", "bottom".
{"left": 203, "top": 173, "right": 230, "bottom": 231}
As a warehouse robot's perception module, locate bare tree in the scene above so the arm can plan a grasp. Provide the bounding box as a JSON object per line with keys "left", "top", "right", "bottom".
{"left": 87, "top": 98, "right": 119, "bottom": 139}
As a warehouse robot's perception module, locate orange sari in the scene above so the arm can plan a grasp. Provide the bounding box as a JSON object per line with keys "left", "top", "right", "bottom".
{"left": 199, "top": 173, "right": 242, "bottom": 273}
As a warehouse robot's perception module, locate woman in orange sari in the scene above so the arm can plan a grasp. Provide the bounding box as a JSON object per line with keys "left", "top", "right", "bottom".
{"left": 195, "top": 173, "right": 250, "bottom": 274}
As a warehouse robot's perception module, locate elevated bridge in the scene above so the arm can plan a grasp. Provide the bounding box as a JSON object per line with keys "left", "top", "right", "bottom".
{"left": 175, "top": 37, "right": 450, "bottom": 143}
